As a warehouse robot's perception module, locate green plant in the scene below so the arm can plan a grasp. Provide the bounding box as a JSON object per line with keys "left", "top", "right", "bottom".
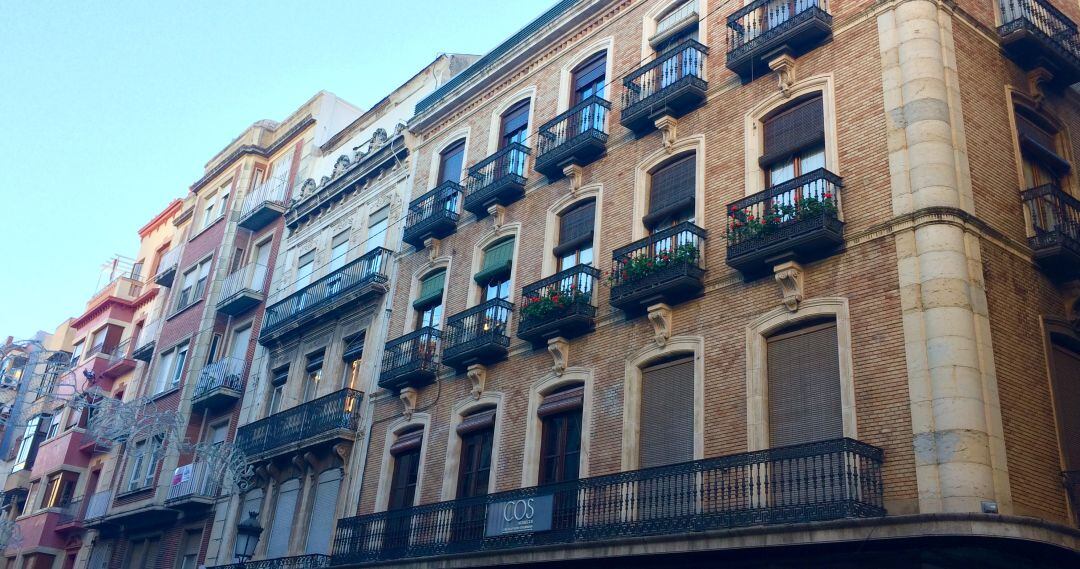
{"left": 608, "top": 242, "right": 699, "bottom": 286}
{"left": 727, "top": 192, "right": 837, "bottom": 243}
{"left": 521, "top": 283, "right": 589, "bottom": 321}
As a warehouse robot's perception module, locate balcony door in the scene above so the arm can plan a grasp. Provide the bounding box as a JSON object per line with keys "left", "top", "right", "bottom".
{"left": 761, "top": 95, "right": 827, "bottom": 221}
{"left": 228, "top": 326, "right": 250, "bottom": 366}
{"left": 655, "top": 1, "right": 699, "bottom": 90}
{"left": 305, "top": 468, "right": 343, "bottom": 554}
{"left": 538, "top": 386, "right": 583, "bottom": 532}
{"left": 571, "top": 53, "right": 606, "bottom": 137}
{"left": 386, "top": 430, "right": 423, "bottom": 551}
{"left": 638, "top": 358, "right": 694, "bottom": 520}
{"left": 499, "top": 100, "right": 530, "bottom": 177}
{"left": 295, "top": 250, "right": 316, "bottom": 312}
{"left": 266, "top": 478, "right": 300, "bottom": 558}
{"left": 251, "top": 241, "right": 271, "bottom": 290}
{"left": 452, "top": 409, "right": 495, "bottom": 543}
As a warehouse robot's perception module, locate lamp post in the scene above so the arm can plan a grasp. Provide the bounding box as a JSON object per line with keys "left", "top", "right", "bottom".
{"left": 233, "top": 511, "right": 263, "bottom": 563}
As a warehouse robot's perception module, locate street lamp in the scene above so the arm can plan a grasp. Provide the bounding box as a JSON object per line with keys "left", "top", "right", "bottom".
{"left": 233, "top": 511, "right": 263, "bottom": 562}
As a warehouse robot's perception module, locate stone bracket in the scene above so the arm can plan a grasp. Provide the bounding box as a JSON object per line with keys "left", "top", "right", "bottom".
{"left": 654, "top": 116, "right": 678, "bottom": 153}
{"left": 647, "top": 303, "right": 672, "bottom": 347}
{"left": 488, "top": 204, "right": 507, "bottom": 229}
{"left": 773, "top": 261, "right": 804, "bottom": 312}
{"left": 547, "top": 337, "right": 569, "bottom": 375}
{"left": 768, "top": 52, "right": 797, "bottom": 98}
{"left": 467, "top": 364, "right": 487, "bottom": 399}
{"left": 400, "top": 386, "right": 418, "bottom": 420}
{"left": 564, "top": 164, "right": 584, "bottom": 194}
{"left": 1027, "top": 67, "right": 1053, "bottom": 106}
{"left": 333, "top": 441, "right": 353, "bottom": 463}
{"left": 424, "top": 237, "right": 442, "bottom": 265}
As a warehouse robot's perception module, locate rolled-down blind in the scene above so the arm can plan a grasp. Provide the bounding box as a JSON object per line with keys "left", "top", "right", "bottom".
{"left": 391, "top": 430, "right": 424, "bottom": 455}
{"left": 87, "top": 542, "right": 111, "bottom": 569}
{"left": 767, "top": 321, "right": 843, "bottom": 447}
{"left": 305, "top": 468, "right": 343, "bottom": 554}
{"left": 266, "top": 478, "right": 300, "bottom": 558}
{"left": 1051, "top": 344, "right": 1080, "bottom": 470}
{"left": 640, "top": 358, "right": 695, "bottom": 468}
{"left": 647, "top": 155, "right": 695, "bottom": 223}
{"left": 760, "top": 95, "right": 824, "bottom": 167}
{"left": 343, "top": 334, "right": 365, "bottom": 362}
{"left": 474, "top": 238, "right": 515, "bottom": 284}
{"left": 457, "top": 408, "right": 497, "bottom": 435}
{"left": 554, "top": 201, "right": 595, "bottom": 257}
{"left": 413, "top": 271, "right": 445, "bottom": 309}
{"left": 537, "top": 386, "right": 584, "bottom": 417}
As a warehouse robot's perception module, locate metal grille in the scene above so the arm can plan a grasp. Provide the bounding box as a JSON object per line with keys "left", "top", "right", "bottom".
{"left": 206, "top": 554, "right": 331, "bottom": 569}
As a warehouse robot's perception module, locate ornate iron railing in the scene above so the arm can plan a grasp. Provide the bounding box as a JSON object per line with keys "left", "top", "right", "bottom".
{"left": 442, "top": 299, "right": 513, "bottom": 363}
{"left": 236, "top": 389, "right": 363, "bottom": 459}
{"left": 726, "top": 168, "right": 843, "bottom": 257}
{"left": 609, "top": 222, "right": 706, "bottom": 290}
{"left": 193, "top": 356, "right": 246, "bottom": 400}
{"left": 56, "top": 498, "right": 83, "bottom": 525}
{"left": 207, "top": 554, "right": 331, "bottom": 569}
{"left": 535, "top": 96, "right": 610, "bottom": 163}
{"left": 1022, "top": 183, "right": 1080, "bottom": 252}
{"left": 262, "top": 248, "right": 391, "bottom": 337}
{"left": 332, "top": 438, "right": 884, "bottom": 564}
{"left": 622, "top": 39, "right": 707, "bottom": 114}
{"left": 240, "top": 176, "right": 290, "bottom": 219}
{"left": 518, "top": 265, "right": 599, "bottom": 341}
{"left": 465, "top": 144, "right": 530, "bottom": 202}
{"left": 726, "top": 0, "right": 831, "bottom": 61}
{"left": 999, "top": 0, "right": 1080, "bottom": 61}
{"left": 380, "top": 327, "right": 442, "bottom": 388}
{"left": 403, "top": 182, "right": 462, "bottom": 246}
{"left": 166, "top": 462, "right": 221, "bottom": 502}
{"left": 83, "top": 490, "right": 112, "bottom": 521}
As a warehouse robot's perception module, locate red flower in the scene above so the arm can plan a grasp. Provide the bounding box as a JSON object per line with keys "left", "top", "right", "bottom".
{"left": 823, "top": 192, "right": 832, "bottom": 199}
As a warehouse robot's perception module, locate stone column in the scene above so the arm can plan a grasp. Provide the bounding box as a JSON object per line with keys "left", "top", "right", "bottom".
{"left": 878, "top": 0, "right": 1010, "bottom": 514}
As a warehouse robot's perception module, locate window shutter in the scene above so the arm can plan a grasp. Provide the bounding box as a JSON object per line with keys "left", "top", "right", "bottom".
{"left": 554, "top": 201, "right": 595, "bottom": 257}
{"left": 1016, "top": 113, "right": 1071, "bottom": 176}
{"left": 767, "top": 322, "right": 844, "bottom": 447}
{"left": 343, "top": 334, "right": 365, "bottom": 362}
{"left": 390, "top": 430, "right": 424, "bottom": 455}
{"left": 1051, "top": 344, "right": 1080, "bottom": 470}
{"left": 760, "top": 95, "right": 825, "bottom": 167}
{"left": 266, "top": 478, "right": 300, "bottom": 558}
{"left": 413, "top": 271, "right": 446, "bottom": 309}
{"left": 305, "top": 469, "right": 343, "bottom": 554}
{"left": 645, "top": 155, "right": 695, "bottom": 227}
{"left": 537, "top": 386, "right": 584, "bottom": 417}
{"left": 474, "top": 238, "right": 515, "bottom": 284}
{"left": 639, "top": 358, "right": 694, "bottom": 468}
{"left": 87, "top": 542, "right": 111, "bottom": 569}
{"left": 456, "top": 408, "right": 497, "bottom": 435}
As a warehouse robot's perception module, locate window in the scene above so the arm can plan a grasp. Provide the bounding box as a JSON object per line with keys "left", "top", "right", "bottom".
{"left": 39, "top": 354, "right": 67, "bottom": 400}
{"left": 12, "top": 414, "right": 49, "bottom": 472}
{"left": 655, "top": 0, "right": 698, "bottom": 45}
{"left": 130, "top": 260, "right": 144, "bottom": 281}
{"left": 342, "top": 335, "right": 364, "bottom": 390}
{"left": 296, "top": 250, "right": 316, "bottom": 288}
{"left": 761, "top": 94, "right": 826, "bottom": 187}
{"left": 177, "top": 259, "right": 212, "bottom": 310}
{"left": 538, "top": 386, "right": 583, "bottom": 484}
{"left": 40, "top": 471, "right": 77, "bottom": 509}
{"left": 266, "top": 478, "right": 301, "bottom": 558}
{"left": 269, "top": 150, "right": 294, "bottom": 187}
{"left": 646, "top": 154, "right": 696, "bottom": 230}
{"left": 1015, "top": 106, "right": 1069, "bottom": 190}
{"left": 414, "top": 270, "right": 446, "bottom": 329}
{"left": 572, "top": 52, "right": 607, "bottom": 104}
{"left": 388, "top": 430, "right": 423, "bottom": 509}
{"left": 639, "top": 358, "right": 694, "bottom": 468}
{"left": 475, "top": 238, "right": 515, "bottom": 302}
{"left": 45, "top": 412, "right": 63, "bottom": 440}
{"left": 305, "top": 469, "right": 343, "bottom": 554}
{"left": 170, "top": 345, "right": 189, "bottom": 388}
{"left": 438, "top": 139, "right": 467, "bottom": 184}
{"left": 206, "top": 334, "right": 221, "bottom": 365}
{"left": 176, "top": 531, "right": 201, "bottom": 569}
{"left": 456, "top": 409, "right": 495, "bottom": 498}
{"left": 201, "top": 191, "right": 218, "bottom": 229}
{"left": 330, "top": 231, "right": 350, "bottom": 272}
{"left": 123, "top": 536, "right": 160, "bottom": 569}
{"left": 366, "top": 206, "right": 389, "bottom": 253}
{"left": 555, "top": 200, "right": 595, "bottom": 271}
{"left": 88, "top": 327, "right": 107, "bottom": 355}
{"left": 1049, "top": 337, "right": 1080, "bottom": 474}
{"left": 127, "top": 436, "right": 163, "bottom": 492}
{"left": 217, "top": 184, "right": 231, "bottom": 218}
{"left": 766, "top": 320, "right": 843, "bottom": 447}
{"left": 86, "top": 542, "right": 111, "bottom": 569}
{"left": 153, "top": 347, "right": 176, "bottom": 394}
{"left": 268, "top": 367, "right": 288, "bottom": 416}
{"left": 251, "top": 240, "right": 272, "bottom": 289}
{"left": 303, "top": 352, "right": 323, "bottom": 403}
{"left": 500, "top": 100, "right": 530, "bottom": 149}
{"left": 69, "top": 342, "right": 84, "bottom": 366}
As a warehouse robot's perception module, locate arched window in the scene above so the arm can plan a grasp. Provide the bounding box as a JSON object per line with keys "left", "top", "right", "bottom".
{"left": 766, "top": 319, "right": 843, "bottom": 447}
{"left": 386, "top": 427, "right": 424, "bottom": 549}
{"left": 761, "top": 94, "right": 826, "bottom": 187}
{"left": 653, "top": 0, "right": 699, "bottom": 50}
{"left": 571, "top": 52, "right": 607, "bottom": 104}
{"left": 414, "top": 270, "right": 446, "bottom": 330}
{"left": 475, "top": 238, "right": 515, "bottom": 302}
{"left": 645, "top": 154, "right": 696, "bottom": 231}
{"left": 438, "top": 139, "right": 467, "bottom": 185}
{"left": 537, "top": 385, "right": 584, "bottom": 484}
{"left": 500, "top": 100, "right": 531, "bottom": 149}
{"left": 555, "top": 200, "right": 595, "bottom": 271}
{"left": 639, "top": 357, "right": 694, "bottom": 468}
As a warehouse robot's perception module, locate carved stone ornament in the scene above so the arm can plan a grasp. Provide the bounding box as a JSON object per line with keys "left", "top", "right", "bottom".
{"left": 371, "top": 128, "right": 388, "bottom": 149}
{"left": 290, "top": 454, "right": 306, "bottom": 472}
{"left": 773, "top": 260, "right": 804, "bottom": 312}
{"left": 333, "top": 154, "right": 351, "bottom": 177}
{"left": 547, "top": 337, "right": 569, "bottom": 376}
{"left": 488, "top": 204, "right": 507, "bottom": 229}
{"left": 1027, "top": 68, "right": 1053, "bottom": 106}
{"left": 300, "top": 178, "right": 317, "bottom": 198}
{"left": 424, "top": 238, "right": 442, "bottom": 264}
{"left": 654, "top": 116, "right": 678, "bottom": 154}
{"left": 563, "top": 164, "right": 584, "bottom": 194}
{"left": 768, "top": 52, "right": 797, "bottom": 98}
{"left": 333, "top": 441, "right": 353, "bottom": 463}
{"left": 647, "top": 303, "right": 672, "bottom": 347}
{"left": 400, "top": 386, "right": 418, "bottom": 420}
{"left": 466, "top": 364, "right": 487, "bottom": 400}
{"left": 320, "top": 175, "right": 331, "bottom": 187}
{"left": 302, "top": 451, "right": 319, "bottom": 470}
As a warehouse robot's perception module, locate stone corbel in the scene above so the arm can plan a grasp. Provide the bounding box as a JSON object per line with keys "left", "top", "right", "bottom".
{"left": 424, "top": 237, "right": 441, "bottom": 265}
{"left": 563, "top": 164, "right": 584, "bottom": 195}
{"left": 254, "top": 464, "right": 270, "bottom": 484}
{"left": 466, "top": 364, "right": 487, "bottom": 399}
{"left": 1027, "top": 68, "right": 1053, "bottom": 106}
{"left": 291, "top": 454, "right": 307, "bottom": 474}
{"left": 265, "top": 463, "right": 281, "bottom": 481}
{"left": 654, "top": 116, "right": 678, "bottom": 154}
{"left": 488, "top": 204, "right": 507, "bottom": 229}
{"left": 333, "top": 441, "right": 353, "bottom": 463}
{"left": 647, "top": 303, "right": 672, "bottom": 347}
{"left": 547, "top": 337, "right": 569, "bottom": 376}
{"left": 400, "top": 387, "right": 418, "bottom": 420}
{"left": 303, "top": 451, "right": 319, "bottom": 470}
{"left": 768, "top": 53, "right": 797, "bottom": 98}
{"left": 773, "top": 260, "right": 804, "bottom": 312}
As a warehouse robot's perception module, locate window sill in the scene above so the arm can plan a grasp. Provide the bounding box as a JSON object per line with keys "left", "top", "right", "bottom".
{"left": 150, "top": 386, "right": 181, "bottom": 402}
{"left": 166, "top": 298, "right": 203, "bottom": 321}
{"left": 188, "top": 215, "right": 226, "bottom": 243}
{"left": 116, "top": 485, "right": 155, "bottom": 499}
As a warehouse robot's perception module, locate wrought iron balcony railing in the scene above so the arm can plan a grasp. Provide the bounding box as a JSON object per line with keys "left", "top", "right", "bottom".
{"left": 154, "top": 247, "right": 181, "bottom": 287}
{"left": 103, "top": 339, "right": 135, "bottom": 378}
{"left": 403, "top": 182, "right": 463, "bottom": 249}
{"left": 535, "top": 96, "right": 611, "bottom": 179}
{"left": 218, "top": 263, "right": 269, "bottom": 315}
{"left": 193, "top": 356, "right": 245, "bottom": 410}
{"left": 518, "top": 265, "right": 599, "bottom": 344}
{"left": 261, "top": 248, "right": 391, "bottom": 343}
{"left": 726, "top": 168, "right": 844, "bottom": 275}
{"left": 166, "top": 461, "right": 221, "bottom": 505}
{"left": 236, "top": 388, "right": 363, "bottom": 460}
{"left": 207, "top": 554, "right": 331, "bottom": 569}
{"left": 332, "top": 438, "right": 884, "bottom": 565}
{"left": 621, "top": 39, "right": 707, "bottom": 133}
{"left": 999, "top": 0, "right": 1080, "bottom": 86}
{"left": 132, "top": 318, "right": 161, "bottom": 362}
{"left": 56, "top": 498, "right": 84, "bottom": 527}
{"left": 83, "top": 490, "right": 112, "bottom": 522}
{"left": 464, "top": 144, "right": 530, "bottom": 217}
{"left": 442, "top": 299, "right": 513, "bottom": 370}
{"left": 239, "top": 176, "right": 290, "bottom": 230}
{"left": 609, "top": 221, "right": 706, "bottom": 313}
{"left": 379, "top": 327, "right": 441, "bottom": 393}
{"left": 725, "top": 0, "right": 833, "bottom": 79}
{"left": 1021, "top": 183, "right": 1080, "bottom": 277}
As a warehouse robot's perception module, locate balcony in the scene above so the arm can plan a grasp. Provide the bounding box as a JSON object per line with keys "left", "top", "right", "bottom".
{"left": 55, "top": 499, "right": 84, "bottom": 532}
{"left": 442, "top": 299, "right": 513, "bottom": 371}
{"left": 154, "top": 247, "right": 181, "bottom": 287}
{"left": 1022, "top": 183, "right": 1080, "bottom": 278}
{"left": 379, "top": 327, "right": 441, "bottom": 393}
{"left": 260, "top": 248, "right": 391, "bottom": 344}
{"left": 998, "top": 0, "right": 1080, "bottom": 87}
{"left": 208, "top": 554, "right": 331, "bottom": 569}
{"left": 403, "top": 182, "right": 463, "bottom": 249}
{"left": 534, "top": 96, "right": 611, "bottom": 180}
{"left": 82, "top": 490, "right": 112, "bottom": 527}
{"left": 620, "top": 39, "right": 707, "bottom": 134}
{"left": 102, "top": 340, "right": 135, "bottom": 379}
{"left": 236, "top": 389, "right": 363, "bottom": 461}
{"left": 331, "top": 438, "right": 884, "bottom": 565}
{"left": 239, "top": 176, "right": 289, "bottom": 231}
{"left": 165, "top": 462, "right": 220, "bottom": 510}
{"left": 725, "top": 0, "right": 833, "bottom": 80}
{"left": 609, "top": 222, "right": 706, "bottom": 314}
{"left": 218, "top": 263, "right": 269, "bottom": 316}
{"left": 726, "top": 168, "right": 844, "bottom": 276}
{"left": 517, "top": 265, "right": 599, "bottom": 344}
{"left": 463, "top": 144, "right": 530, "bottom": 217}
{"left": 192, "top": 356, "right": 245, "bottom": 411}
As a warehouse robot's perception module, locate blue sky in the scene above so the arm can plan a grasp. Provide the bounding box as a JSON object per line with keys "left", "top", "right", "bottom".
{"left": 0, "top": 0, "right": 552, "bottom": 340}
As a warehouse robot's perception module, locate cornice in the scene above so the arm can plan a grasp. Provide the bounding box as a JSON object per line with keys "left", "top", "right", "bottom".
{"left": 137, "top": 199, "right": 182, "bottom": 238}
{"left": 189, "top": 116, "right": 316, "bottom": 194}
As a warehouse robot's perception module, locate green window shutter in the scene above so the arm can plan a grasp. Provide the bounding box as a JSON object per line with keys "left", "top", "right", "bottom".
{"left": 474, "top": 238, "right": 515, "bottom": 284}
{"left": 413, "top": 271, "right": 445, "bottom": 309}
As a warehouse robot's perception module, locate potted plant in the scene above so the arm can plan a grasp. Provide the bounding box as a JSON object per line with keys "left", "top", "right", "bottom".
{"left": 608, "top": 242, "right": 699, "bottom": 287}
